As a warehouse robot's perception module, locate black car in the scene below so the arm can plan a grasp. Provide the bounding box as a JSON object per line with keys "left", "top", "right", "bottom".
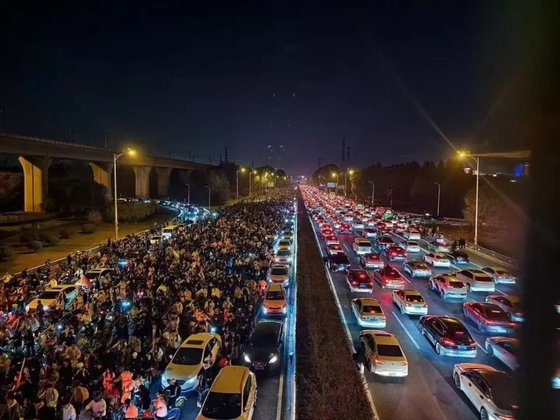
{"left": 446, "top": 249, "right": 470, "bottom": 264}
{"left": 242, "top": 321, "right": 284, "bottom": 373}
{"left": 419, "top": 315, "right": 477, "bottom": 358}
{"left": 326, "top": 253, "right": 351, "bottom": 272}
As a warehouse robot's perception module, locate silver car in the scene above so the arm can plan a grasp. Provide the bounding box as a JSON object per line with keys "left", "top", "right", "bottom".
{"left": 485, "top": 337, "right": 519, "bottom": 371}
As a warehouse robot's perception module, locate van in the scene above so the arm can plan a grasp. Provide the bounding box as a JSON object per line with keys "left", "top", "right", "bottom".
{"left": 352, "top": 237, "right": 372, "bottom": 255}
{"left": 162, "top": 224, "right": 179, "bottom": 240}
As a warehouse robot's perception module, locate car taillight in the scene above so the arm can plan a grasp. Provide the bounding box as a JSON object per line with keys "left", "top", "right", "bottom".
{"left": 352, "top": 281, "right": 358, "bottom": 286}
{"left": 441, "top": 338, "right": 455, "bottom": 346}
{"left": 405, "top": 302, "right": 411, "bottom": 307}
{"left": 374, "top": 357, "right": 385, "bottom": 365}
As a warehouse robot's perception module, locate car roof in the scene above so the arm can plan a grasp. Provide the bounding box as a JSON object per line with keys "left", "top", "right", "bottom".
{"left": 47, "top": 285, "right": 75, "bottom": 291}
{"left": 371, "top": 331, "right": 398, "bottom": 345}
{"left": 253, "top": 320, "right": 283, "bottom": 337}
{"left": 355, "top": 298, "right": 380, "bottom": 306}
{"left": 266, "top": 283, "right": 284, "bottom": 292}
{"left": 180, "top": 333, "right": 215, "bottom": 349}
{"left": 402, "top": 289, "right": 421, "bottom": 296}
{"left": 211, "top": 366, "right": 250, "bottom": 394}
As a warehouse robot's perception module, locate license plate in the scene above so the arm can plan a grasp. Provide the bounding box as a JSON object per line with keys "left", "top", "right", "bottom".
{"left": 459, "top": 345, "right": 467, "bottom": 350}
{"left": 360, "top": 284, "right": 368, "bottom": 288}
{"left": 254, "top": 363, "right": 265, "bottom": 370}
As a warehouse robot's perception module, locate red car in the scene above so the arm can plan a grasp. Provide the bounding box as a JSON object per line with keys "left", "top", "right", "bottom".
{"left": 462, "top": 302, "right": 518, "bottom": 334}
{"left": 346, "top": 269, "right": 373, "bottom": 293}
{"left": 327, "top": 243, "right": 343, "bottom": 255}
{"left": 373, "top": 266, "right": 406, "bottom": 289}
{"left": 321, "top": 228, "right": 334, "bottom": 238}
{"left": 385, "top": 246, "right": 407, "bottom": 261}
{"left": 339, "top": 223, "right": 352, "bottom": 234}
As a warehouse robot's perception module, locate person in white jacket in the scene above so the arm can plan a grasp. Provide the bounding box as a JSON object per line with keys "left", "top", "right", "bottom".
{"left": 62, "top": 400, "right": 76, "bottom": 420}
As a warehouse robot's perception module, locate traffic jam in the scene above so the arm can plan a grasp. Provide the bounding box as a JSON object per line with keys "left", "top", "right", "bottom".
{"left": 301, "top": 185, "right": 560, "bottom": 420}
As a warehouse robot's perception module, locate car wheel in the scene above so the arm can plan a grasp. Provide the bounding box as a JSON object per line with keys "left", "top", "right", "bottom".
{"left": 480, "top": 407, "right": 489, "bottom": 420}
{"left": 453, "top": 372, "right": 461, "bottom": 389}
{"left": 466, "top": 283, "right": 471, "bottom": 293}
{"left": 420, "top": 326, "right": 425, "bottom": 335}
{"left": 400, "top": 303, "right": 405, "bottom": 314}
{"left": 440, "top": 290, "right": 445, "bottom": 299}
{"left": 486, "top": 343, "right": 493, "bottom": 357}
{"left": 435, "top": 342, "right": 441, "bottom": 355}
{"left": 477, "top": 320, "right": 484, "bottom": 332}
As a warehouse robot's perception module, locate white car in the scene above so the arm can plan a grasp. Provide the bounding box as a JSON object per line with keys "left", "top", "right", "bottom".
{"left": 482, "top": 267, "right": 517, "bottom": 285}
{"left": 428, "top": 274, "right": 467, "bottom": 300}
{"left": 26, "top": 285, "right": 79, "bottom": 311}
{"left": 400, "top": 240, "right": 420, "bottom": 253}
{"left": 485, "top": 337, "right": 519, "bottom": 371}
{"left": 274, "top": 249, "right": 292, "bottom": 265}
{"left": 453, "top": 364, "right": 517, "bottom": 420}
{"left": 352, "top": 238, "right": 372, "bottom": 255}
{"left": 424, "top": 252, "right": 451, "bottom": 268}
{"left": 351, "top": 298, "right": 386, "bottom": 328}
{"left": 403, "top": 260, "right": 432, "bottom": 278}
{"left": 403, "top": 230, "right": 421, "bottom": 240}
{"left": 485, "top": 295, "right": 524, "bottom": 322}
{"left": 428, "top": 240, "right": 452, "bottom": 253}
{"left": 392, "top": 289, "right": 428, "bottom": 316}
{"left": 268, "top": 264, "right": 290, "bottom": 286}
{"left": 360, "top": 330, "right": 408, "bottom": 377}
{"left": 455, "top": 269, "right": 495, "bottom": 293}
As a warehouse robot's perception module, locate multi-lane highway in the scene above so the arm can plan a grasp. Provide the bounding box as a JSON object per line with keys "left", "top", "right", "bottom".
{"left": 304, "top": 193, "right": 522, "bottom": 420}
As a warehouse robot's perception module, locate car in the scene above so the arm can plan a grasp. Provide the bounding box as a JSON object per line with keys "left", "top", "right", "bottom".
{"left": 485, "top": 337, "right": 519, "bottom": 371}
{"left": 276, "top": 239, "right": 292, "bottom": 251}
{"left": 363, "top": 227, "right": 377, "bottom": 238}
{"left": 352, "top": 237, "right": 373, "bottom": 255}
{"left": 392, "top": 289, "right": 428, "bottom": 315}
{"left": 325, "top": 235, "right": 339, "bottom": 246}
{"left": 485, "top": 295, "right": 524, "bottom": 322}
{"left": 320, "top": 228, "right": 334, "bottom": 239}
{"left": 403, "top": 230, "right": 421, "bottom": 240}
{"left": 384, "top": 246, "right": 407, "bottom": 261}
{"left": 346, "top": 269, "right": 373, "bottom": 293}
{"left": 403, "top": 260, "right": 432, "bottom": 278}
{"left": 267, "top": 264, "right": 290, "bottom": 286}
{"left": 482, "top": 267, "right": 518, "bottom": 285}
{"left": 351, "top": 298, "right": 386, "bottom": 328}
{"left": 327, "top": 243, "right": 343, "bottom": 256}
{"left": 197, "top": 365, "right": 256, "bottom": 420}
{"left": 162, "top": 224, "right": 179, "bottom": 240}
{"left": 162, "top": 333, "right": 222, "bottom": 391}
{"left": 327, "top": 253, "right": 351, "bottom": 272}
{"left": 26, "top": 285, "right": 79, "bottom": 311}
{"left": 352, "top": 220, "right": 365, "bottom": 231}
{"left": 423, "top": 252, "right": 451, "bottom": 268}
{"left": 242, "top": 321, "right": 284, "bottom": 373}
{"left": 428, "top": 240, "right": 452, "bottom": 253}
{"left": 375, "top": 235, "right": 394, "bottom": 250}
{"left": 359, "top": 253, "right": 385, "bottom": 269}
{"left": 446, "top": 249, "right": 470, "bottom": 264}
{"left": 453, "top": 364, "right": 517, "bottom": 420}
{"left": 428, "top": 274, "right": 467, "bottom": 300}
{"left": 463, "top": 302, "right": 518, "bottom": 334}
{"left": 455, "top": 269, "right": 495, "bottom": 293}
{"left": 84, "top": 268, "right": 115, "bottom": 282}
{"left": 262, "top": 283, "right": 287, "bottom": 316}
{"left": 400, "top": 240, "right": 420, "bottom": 253}
{"left": 359, "top": 330, "right": 408, "bottom": 377}
{"left": 373, "top": 266, "right": 406, "bottom": 289}
{"left": 339, "top": 223, "right": 352, "bottom": 233}
{"left": 273, "top": 249, "right": 292, "bottom": 265}
{"left": 419, "top": 316, "right": 477, "bottom": 357}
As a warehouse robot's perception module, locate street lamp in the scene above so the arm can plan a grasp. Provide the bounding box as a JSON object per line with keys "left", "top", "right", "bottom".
{"left": 185, "top": 183, "right": 190, "bottom": 205}
{"left": 204, "top": 185, "right": 211, "bottom": 209}
{"left": 249, "top": 170, "right": 256, "bottom": 196}
{"left": 344, "top": 169, "right": 355, "bottom": 197}
{"left": 434, "top": 182, "right": 441, "bottom": 217}
{"left": 236, "top": 167, "right": 246, "bottom": 200}
{"left": 113, "top": 148, "right": 136, "bottom": 240}
{"left": 368, "top": 181, "right": 375, "bottom": 207}
{"left": 457, "top": 151, "right": 480, "bottom": 245}
{"left": 331, "top": 172, "right": 339, "bottom": 194}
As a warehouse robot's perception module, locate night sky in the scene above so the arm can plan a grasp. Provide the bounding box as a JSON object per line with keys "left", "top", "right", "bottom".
{"left": 1, "top": 1, "right": 525, "bottom": 174}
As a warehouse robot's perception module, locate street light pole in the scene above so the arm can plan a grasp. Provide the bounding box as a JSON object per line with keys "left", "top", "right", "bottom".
{"left": 474, "top": 157, "right": 480, "bottom": 245}
{"left": 236, "top": 170, "right": 240, "bottom": 201}
{"left": 205, "top": 185, "right": 211, "bottom": 209}
{"left": 113, "top": 148, "right": 136, "bottom": 240}
{"left": 368, "top": 181, "right": 375, "bottom": 207}
{"left": 185, "top": 184, "right": 190, "bottom": 205}
{"left": 434, "top": 182, "right": 441, "bottom": 217}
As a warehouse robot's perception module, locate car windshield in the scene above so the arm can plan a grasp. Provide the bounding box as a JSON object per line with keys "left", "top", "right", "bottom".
{"left": 405, "top": 294, "right": 424, "bottom": 303}
{"left": 250, "top": 329, "right": 277, "bottom": 346}
{"left": 172, "top": 347, "right": 203, "bottom": 365}
{"left": 358, "top": 242, "right": 370, "bottom": 247}
{"left": 362, "top": 305, "right": 382, "bottom": 314}
{"left": 266, "top": 291, "right": 285, "bottom": 300}
{"left": 201, "top": 392, "right": 242, "bottom": 419}
{"left": 408, "top": 242, "right": 418, "bottom": 246}
{"left": 377, "top": 343, "right": 404, "bottom": 357}
{"left": 38, "top": 291, "right": 61, "bottom": 300}
{"left": 277, "top": 250, "right": 290, "bottom": 257}
{"left": 271, "top": 268, "right": 288, "bottom": 275}
{"left": 474, "top": 275, "right": 492, "bottom": 282}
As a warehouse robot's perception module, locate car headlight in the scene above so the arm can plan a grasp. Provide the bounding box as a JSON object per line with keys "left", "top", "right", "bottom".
{"left": 282, "top": 307, "right": 287, "bottom": 314}
{"left": 262, "top": 307, "right": 268, "bottom": 314}
{"left": 243, "top": 353, "right": 251, "bottom": 363}
{"left": 269, "top": 354, "right": 279, "bottom": 364}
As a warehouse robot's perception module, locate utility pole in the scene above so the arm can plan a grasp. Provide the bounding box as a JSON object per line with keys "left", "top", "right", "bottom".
{"left": 368, "top": 181, "right": 375, "bottom": 207}
{"left": 434, "top": 182, "right": 441, "bottom": 217}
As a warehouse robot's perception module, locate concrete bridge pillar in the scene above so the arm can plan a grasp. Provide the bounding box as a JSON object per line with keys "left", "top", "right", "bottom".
{"left": 18, "top": 156, "right": 51, "bottom": 213}
{"left": 90, "top": 162, "right": 114, "bottom": 196}
{"left": 133, "top": 166, "right": 151, "bottom": 198}
{"left": 155, "top": 167, "right": 172, "bottom": 197}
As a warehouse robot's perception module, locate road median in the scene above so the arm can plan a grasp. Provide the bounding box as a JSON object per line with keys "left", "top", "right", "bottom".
{"left": 295, "top": 192, "right": 373, "bottom": 419}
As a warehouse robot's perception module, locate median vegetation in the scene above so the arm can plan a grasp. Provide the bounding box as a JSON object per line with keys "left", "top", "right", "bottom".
{"left": 296, "top": 193, "right": 373, "bottom": 419}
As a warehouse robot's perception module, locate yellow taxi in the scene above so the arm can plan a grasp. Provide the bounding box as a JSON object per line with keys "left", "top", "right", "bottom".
{"left": 262, "top": 283, "right": 287, "bottom": 316}
{"left": 351, "top": 298, "right": 386, "bottom": 328}
{"left": 161, "top": 332, "right": 222, "bottom": 391}
{"left": 359, "top": 330, "right": 408, "bottom": 377}
{"left": 197, "top": 365, "right": 257, "bottom": 420}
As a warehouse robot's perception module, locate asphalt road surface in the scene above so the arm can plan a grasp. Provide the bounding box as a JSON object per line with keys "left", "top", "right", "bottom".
{"left": 308, "top": 214, "right": 522, "bottom": 420}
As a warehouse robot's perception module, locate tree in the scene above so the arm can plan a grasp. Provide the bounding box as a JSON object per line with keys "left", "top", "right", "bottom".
{"left": 463, "top": 184, "right": 508, "bottom": 229}
{"left": 311, "top": 164, "right": 340, "bottom": 185}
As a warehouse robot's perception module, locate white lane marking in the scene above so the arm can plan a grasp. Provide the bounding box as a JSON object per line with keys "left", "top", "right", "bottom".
{"left": 394, "top": 267, "right": 411, "bottom": 283}
{"left": 391, "top": 310, "right": 421, "bottom": 349}
{"left": 343, "top": 243, "right": 353, "bottom": 255}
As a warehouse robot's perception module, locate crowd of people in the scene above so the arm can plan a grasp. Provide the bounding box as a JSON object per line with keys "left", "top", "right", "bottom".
{"left": 0, "top": 192, "right": 292, "bottom": 419}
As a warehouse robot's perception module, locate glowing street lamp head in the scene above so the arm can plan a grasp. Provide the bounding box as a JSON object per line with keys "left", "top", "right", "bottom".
{"left": 331, "top": 172, "right": 337, "bottom": 178}
{"left": 457, "top": 150, "right": 468, "bottom": 159}
{"left": 348, "top": 169, "right": 355, "bottom": 175}
{"left": 126, "top": 148, "right": 137, "bottom": 156}
{"left": 252, "top": 170, "right": 257, "bottom": 175}
{"left": 240, "top": 167, "right": 246, "bottom": 173}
